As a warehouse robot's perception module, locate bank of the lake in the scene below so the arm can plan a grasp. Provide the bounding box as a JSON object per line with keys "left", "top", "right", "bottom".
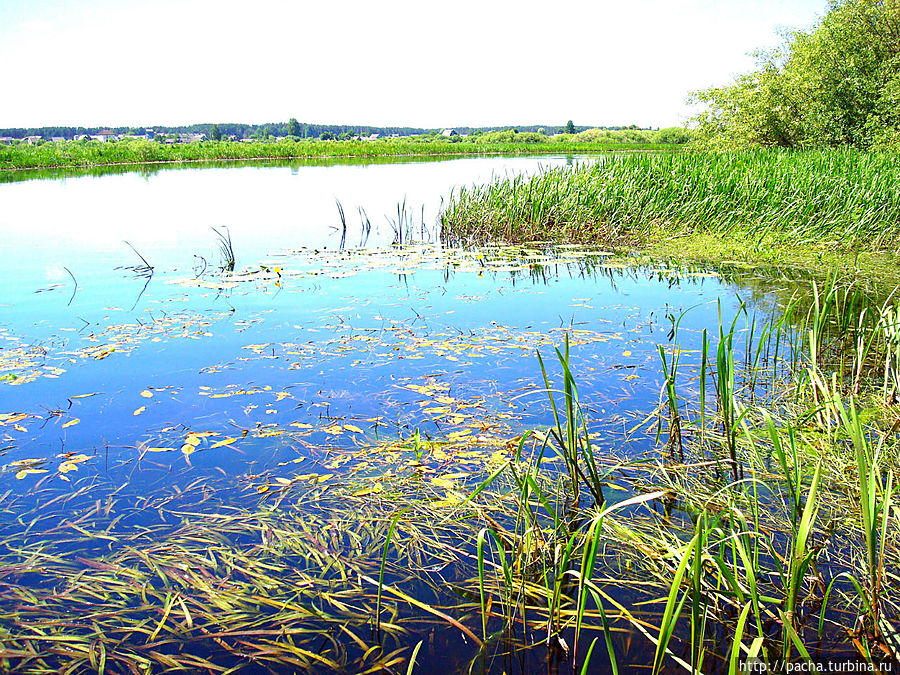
{"left": 0, "top": 138, "right": 675, "bottom": 171}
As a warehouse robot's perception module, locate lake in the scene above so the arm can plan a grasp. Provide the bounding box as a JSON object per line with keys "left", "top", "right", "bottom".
{"left": 0, "top": 156, "right": 849, "bottom": 673}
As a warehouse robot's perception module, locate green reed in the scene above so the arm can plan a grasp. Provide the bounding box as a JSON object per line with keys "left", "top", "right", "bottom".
{"left": 0, "top": 138, "right": 666, "bottom": 172}
{"left": 441, "top": 149, "right": 900, "bottom": 250}
{"left": 537, "top": 334, "right": 607, "bottom": 506}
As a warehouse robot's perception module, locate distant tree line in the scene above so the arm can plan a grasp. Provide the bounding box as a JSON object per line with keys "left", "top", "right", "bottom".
{"left": 1, "top": 120, "right": 653, "bottom": 141}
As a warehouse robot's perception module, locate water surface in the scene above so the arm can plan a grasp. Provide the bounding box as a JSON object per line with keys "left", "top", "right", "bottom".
{"left": 0, "top": 156, "right": 812, "bottom": 674}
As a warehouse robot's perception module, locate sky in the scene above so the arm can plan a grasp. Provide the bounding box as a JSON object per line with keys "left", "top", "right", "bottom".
{"left": 0, "top": 0, "right": 829, "bottom": 130}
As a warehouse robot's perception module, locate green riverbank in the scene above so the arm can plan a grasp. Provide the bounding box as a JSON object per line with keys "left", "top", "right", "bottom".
{"left": 0, "top": 138, "right": 674, "bottom": 172}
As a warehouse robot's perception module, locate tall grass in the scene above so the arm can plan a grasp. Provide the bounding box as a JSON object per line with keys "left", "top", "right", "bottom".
{"left": 0, "top": 138, "right": 670, "bottom": 172}
{"left": 440, "top": 149, "right": 900, "bottom": 250}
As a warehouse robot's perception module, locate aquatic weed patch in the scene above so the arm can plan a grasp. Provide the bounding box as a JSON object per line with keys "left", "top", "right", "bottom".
{"left": 440, "top": 149, "right": 900, "bottom": 251}
{"left": 2, "top": 242, "right": 898, "bottom": 672}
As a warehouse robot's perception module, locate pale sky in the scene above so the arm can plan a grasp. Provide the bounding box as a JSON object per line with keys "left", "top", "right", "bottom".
{"left": 0, "top": 0, "right": 828, "bottom": 130}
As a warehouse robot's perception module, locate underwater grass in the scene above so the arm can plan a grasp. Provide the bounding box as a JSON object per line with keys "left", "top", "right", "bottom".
{"left": 440, "top": 149, "right": 900, "bottom": 251}
{"left": 2, "top": 269, "right": 899, "bottom": 673}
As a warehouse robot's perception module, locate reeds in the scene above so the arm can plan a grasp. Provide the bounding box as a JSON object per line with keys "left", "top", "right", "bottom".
{"left": 0, "top": 137, "right": 670, "bottom": 172}
{"left": 441, "top": 149, "right": 900, "bottom": 250}
{"left": 210, "top": 225, "right": 235, "bottom": 271}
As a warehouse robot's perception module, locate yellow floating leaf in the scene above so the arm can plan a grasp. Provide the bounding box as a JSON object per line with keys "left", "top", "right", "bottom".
{"left": 61, "top": 418, "right": 80, "bottom": 429}
{"left": 275, "top": 392, "right": 291, "bottom": 402}
{"left": 140, "top": 390, "right": 153, "bottom": 398}
{"left": 58, "top": 461, "right": 80, "bottom": 473}
{"left": 14, "top": 424, "right": 27, "bottom": 433}
{"left": 70, "top": 393, "right": 100, "bottom": 399}
{"left": 209, "top": 437, "right": 237, "bottom": 449}
{"left": 181, "top": 444, "right": 197, "bottom": 457}
{"left": 323, "top": 424, "right": 344, "bottom": 435}
{"left": 290, "top": 422, "right": 314, "bottom": 429}
{"left": 184, "top": 435, "right": 202, "bottom": 446}
{"left": 343, "top": 424, "right": 364, "bottom": 434}
{"left": 133, "top": 406, "right": 146, "bottom": 416}
{"left": 622, "top": 350, "right": 632, "bottom": 357}
{"left": 423, "top": 406, "right": 451, "bottom": 415}
{"left": 430, "top": 477, "right": 456, "bottom": 489}
{"left": 58, "top": 452, "right": 92, "bottom": 462}
{"left": 146, "top": 447, "right": 176, "bottom": 452}
{"left": 0, "top": 413, "right": 27, "bottom": 425}
{"left": 354, "top": 482, "right": 383, "bottom": 496}
{"left": 15, "top": 469, "right": 48, "bottom": 479}
{"left": 431, "top": 490, "right": 465, "bottom": 508}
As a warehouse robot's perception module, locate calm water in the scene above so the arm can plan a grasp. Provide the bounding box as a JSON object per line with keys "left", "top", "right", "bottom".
{"left": 0, "top": 156, "right": 800, "bottom": 673}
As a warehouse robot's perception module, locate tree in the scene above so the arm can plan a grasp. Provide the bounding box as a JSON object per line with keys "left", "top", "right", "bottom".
{"left": 690, "top": 0, "right": 900, "bottom": 149}
{"left": 287, "top": 118, "right": 301, "bottom": 137}
{"left": 565, "top": 120, "right": 576, "bottom": 134}
{"left": 209, "top": 124, "right": 221, "bottom": 141}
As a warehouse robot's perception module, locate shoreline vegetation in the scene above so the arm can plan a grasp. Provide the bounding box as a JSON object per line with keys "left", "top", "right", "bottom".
{"left": 440, "top": 149, "right": 900, "bottom": 255}
{"left": 0, "top": 135, "right": 679, "bottom": 172}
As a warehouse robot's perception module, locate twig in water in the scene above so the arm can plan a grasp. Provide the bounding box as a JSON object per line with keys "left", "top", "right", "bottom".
{"left": 122, "top": 241, "right": 154, "bottom": 275}
{"left": 62, "top": 266, "right": 78, "bottom": 307}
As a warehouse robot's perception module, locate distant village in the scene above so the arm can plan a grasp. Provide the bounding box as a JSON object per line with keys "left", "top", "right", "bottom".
{"left": 0, "top": 128, "right": 469, "bottom": 145}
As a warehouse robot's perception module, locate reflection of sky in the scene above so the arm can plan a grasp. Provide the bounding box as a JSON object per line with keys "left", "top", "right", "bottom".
{"left": 1, "top": 248, "right": 768, "bottom": 484}
{"left": 0, "top": 159, "right": 783, "bottom": 512}
{"left": 0, "top": 155, "right": 584, "bottom": 292}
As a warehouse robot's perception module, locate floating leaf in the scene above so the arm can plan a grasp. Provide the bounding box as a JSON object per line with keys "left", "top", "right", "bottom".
{"left": 140, "top": 389, "right": 153, "bottom": 398}
{"left": 423, "top": 406, "right": 451, "bottom": 415}
{"left": 133, "top": 406, "right": 145, "bottom": 416}
{"left": 354, "top": 482, "right": 383, "bottom": 496}
{"left": 343, "top": 424, "right": 364, "bottom": 434}
{"left": 61, "top": 418, "right": 80, "bottom": 428}
{"left": 15, "top": 469, "right": 47, "bottom": 479}
{"left": 210, "top": 437, "right": 237, "bottom": 449}
{"left": 146, "top": 447, "right": 176, "bottom": 452}
{"left": 0, "top": 413, "right": 27, "bottom": 425}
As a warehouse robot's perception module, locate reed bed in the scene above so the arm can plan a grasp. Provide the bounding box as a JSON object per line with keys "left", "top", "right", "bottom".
{"left": 440, "top": 149, "right": 900, "bottom": 250}
{"left": 0, "top": 139, "right": 670, "bottom": 172}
